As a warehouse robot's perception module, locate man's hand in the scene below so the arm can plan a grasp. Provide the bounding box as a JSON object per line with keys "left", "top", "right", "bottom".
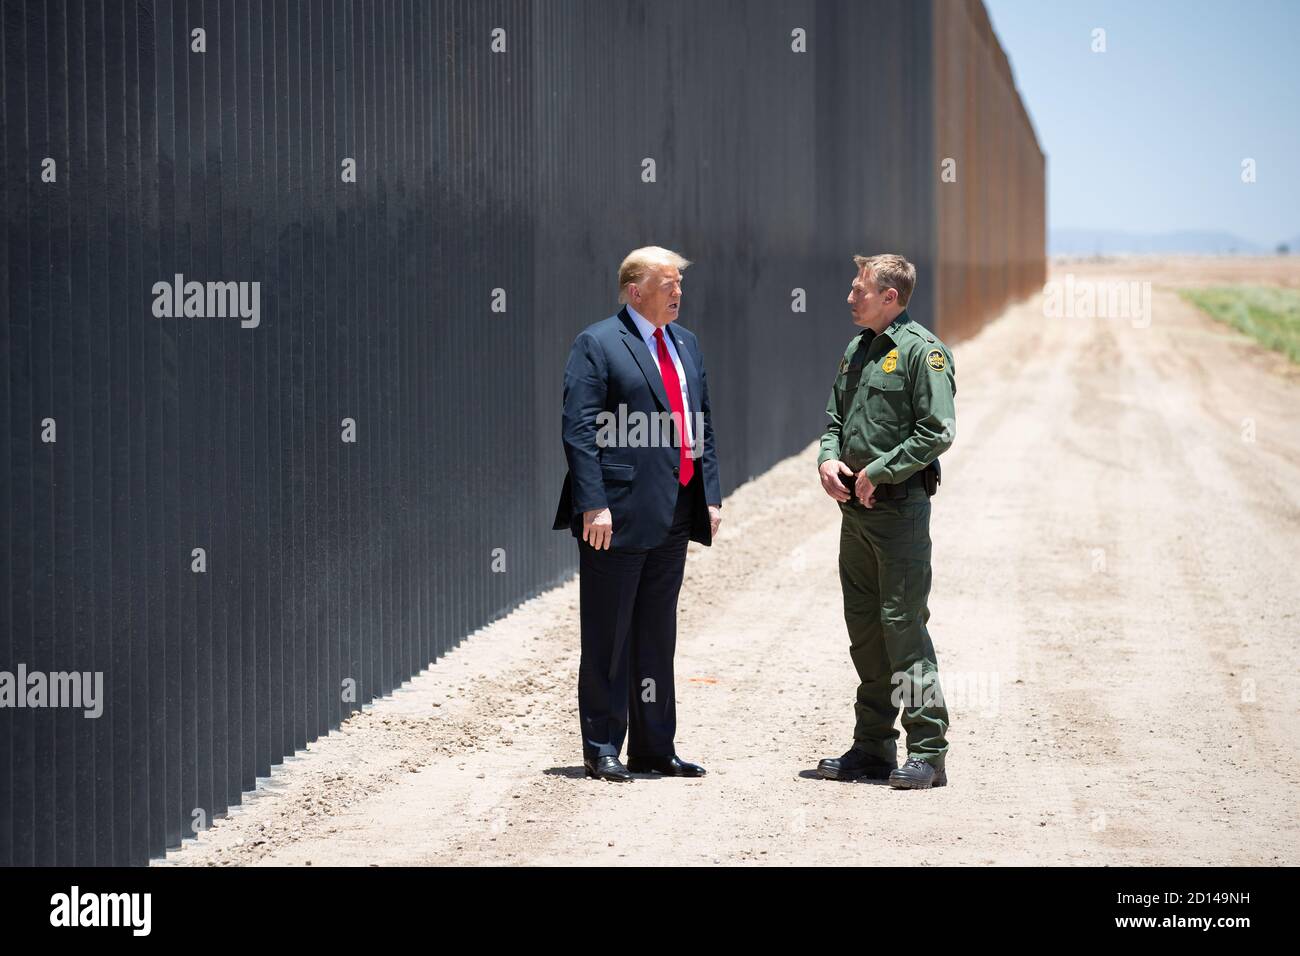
{"left": 854, "top": 469, "right": 876, "bottom": 508}
{"left": 708, "top": 504, "right": 722, "bottom": 539}
{"left": 819, "top": 460, "right": 854, "bottom": 503}
{"left": 582, "top": 508, "right": 613, "bottom": 550}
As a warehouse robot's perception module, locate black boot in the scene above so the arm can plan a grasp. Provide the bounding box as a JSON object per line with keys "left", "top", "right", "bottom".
{"left": 817, "top": 746, "right": 897, "bottom": 781}
{"left": 887, "top": 756, "right": 947, "bottom": 789}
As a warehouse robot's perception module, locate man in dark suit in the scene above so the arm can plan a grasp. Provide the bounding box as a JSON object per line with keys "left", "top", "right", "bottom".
{"left": 553, "top": 246, "right": 722, "bottom": 782}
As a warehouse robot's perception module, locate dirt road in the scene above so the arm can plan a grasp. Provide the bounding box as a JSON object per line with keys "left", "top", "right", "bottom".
{"left": 159, "top": 259, "right": 1300, "bottom": 866}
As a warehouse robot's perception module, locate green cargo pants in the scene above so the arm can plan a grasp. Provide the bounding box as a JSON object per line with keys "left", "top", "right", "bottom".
{"left": 838, "top": 486, "right": 949, "bottom": 767}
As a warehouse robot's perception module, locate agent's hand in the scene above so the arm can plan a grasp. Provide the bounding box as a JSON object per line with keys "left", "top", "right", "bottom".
{"left": 854, "top": 469, "right": 876, "bottom": 509}
{"left": 819, "top": 460, "right": 854, "bottom": 502}
{"left": 708, "top": 504, "right": 722, "bottom": 539}
{"left": 582, "top": 507, "right": 613, "bottom": 550}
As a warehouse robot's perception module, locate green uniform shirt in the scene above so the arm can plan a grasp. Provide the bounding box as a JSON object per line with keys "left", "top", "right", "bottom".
{"left": 817, "top": 309, "right": 956, "bottom": 485}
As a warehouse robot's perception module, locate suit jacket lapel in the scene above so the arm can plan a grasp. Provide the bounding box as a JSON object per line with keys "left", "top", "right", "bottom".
{"left": 617, "top": 306, "right": 672, "bottom": 412}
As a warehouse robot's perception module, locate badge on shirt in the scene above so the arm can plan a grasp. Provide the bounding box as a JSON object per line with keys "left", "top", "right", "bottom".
{"left": 926, "top": 348, "right": 946, "bottom": 372}
{"left": 838, "top": 357, "right": 848, "bottom": 374}
{"left": 882, "top": 348, "right": 899, "bottom": 374}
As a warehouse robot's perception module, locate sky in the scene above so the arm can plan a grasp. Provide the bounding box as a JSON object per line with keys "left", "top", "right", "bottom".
{"left": 982, "top": 0, "right": 1300, "bottom": 246}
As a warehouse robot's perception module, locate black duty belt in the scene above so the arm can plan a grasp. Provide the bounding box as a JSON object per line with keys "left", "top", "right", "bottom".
{"left": 846, "top": 467, "right": 937, "bottom": 503}
{"left": 871, "top": 471, "right": 927, "bottom": 500}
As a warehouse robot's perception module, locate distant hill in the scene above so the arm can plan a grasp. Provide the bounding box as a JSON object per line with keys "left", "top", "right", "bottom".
{"left": 1051, "top": 229, "right": 1274, "bottom": 256}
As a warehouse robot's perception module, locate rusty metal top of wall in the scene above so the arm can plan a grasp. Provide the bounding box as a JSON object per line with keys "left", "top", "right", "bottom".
{"left": 959, "top": 0, "right": 1045, "bottom": 160}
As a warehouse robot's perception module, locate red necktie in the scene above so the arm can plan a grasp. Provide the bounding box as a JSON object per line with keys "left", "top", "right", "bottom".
{"left": 653, "top": 328, "right": 694, "bottom": 487}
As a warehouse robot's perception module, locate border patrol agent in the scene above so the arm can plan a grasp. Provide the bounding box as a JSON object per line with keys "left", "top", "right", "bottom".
{"left": 815, "top": 254, "right": 954, "bottom": 790}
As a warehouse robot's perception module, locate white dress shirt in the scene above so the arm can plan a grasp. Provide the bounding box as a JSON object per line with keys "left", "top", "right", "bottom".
{"left": 626, "top": 303, "right": 696, "bottom": 452}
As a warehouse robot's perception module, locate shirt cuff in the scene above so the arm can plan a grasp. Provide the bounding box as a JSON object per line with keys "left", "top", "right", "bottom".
{"left": 864, "top": 457, "right": 891, "bottom": 485}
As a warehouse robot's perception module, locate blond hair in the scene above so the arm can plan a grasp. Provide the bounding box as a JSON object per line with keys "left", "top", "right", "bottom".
{"left": 618, "top": 246, "right": 692, "bottom": 303}
{"left": 853, "top": 253, "right": 917, "bottom": 307}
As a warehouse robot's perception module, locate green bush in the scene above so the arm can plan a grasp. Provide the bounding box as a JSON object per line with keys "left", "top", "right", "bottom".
{"left": 1180, "top": 285, "right": 1300, "bottom": 364}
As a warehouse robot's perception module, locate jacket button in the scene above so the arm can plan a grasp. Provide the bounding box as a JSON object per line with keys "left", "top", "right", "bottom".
{"left": 672, "top": 466, "right": 679, "bottom": 476}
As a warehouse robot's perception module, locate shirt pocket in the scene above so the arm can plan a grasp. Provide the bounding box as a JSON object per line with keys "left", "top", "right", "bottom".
{"left": 864, "top": 371, "right": 909, "bottom": 426}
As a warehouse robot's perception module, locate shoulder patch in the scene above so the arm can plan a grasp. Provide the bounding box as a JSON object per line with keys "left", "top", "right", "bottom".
{"left": 926, "top": 348, "right": 946, "bottom": 372}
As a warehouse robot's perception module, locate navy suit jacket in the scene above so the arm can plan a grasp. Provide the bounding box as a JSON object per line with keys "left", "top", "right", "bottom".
{"left": 553, "top": 305, "right": 722, "bottom": 549}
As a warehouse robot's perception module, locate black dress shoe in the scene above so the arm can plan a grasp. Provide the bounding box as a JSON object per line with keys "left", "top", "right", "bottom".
{"left": 817, "top": 746, "right": 897, "bottom": 781}
{"left": 626, "top": 754, "right": 706, "bottom": 777}
{"left": 584, "top": 755, "right": 633, "bottom": 782}
{"left": 888, "top": 756, "right": 947, "bottom": 789}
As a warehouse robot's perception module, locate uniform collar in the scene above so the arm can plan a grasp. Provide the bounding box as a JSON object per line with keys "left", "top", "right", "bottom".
{"left": 859, "top": 309, "right": 911, "bottom": 352}
{"left": 882, "top": 308, "right": 912, "bottom": 342}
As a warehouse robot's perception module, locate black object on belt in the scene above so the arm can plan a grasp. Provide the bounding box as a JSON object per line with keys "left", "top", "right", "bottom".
{"left": 845, "top": 467, "right": 935, "bottom": 503}
{"left": 871, "top": 471, "right": 927, "bottom": 500}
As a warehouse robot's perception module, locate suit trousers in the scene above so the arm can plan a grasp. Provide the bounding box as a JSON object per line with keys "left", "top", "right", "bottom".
{"left": 577, "top": 471, "right": 698, "bottom": 761}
